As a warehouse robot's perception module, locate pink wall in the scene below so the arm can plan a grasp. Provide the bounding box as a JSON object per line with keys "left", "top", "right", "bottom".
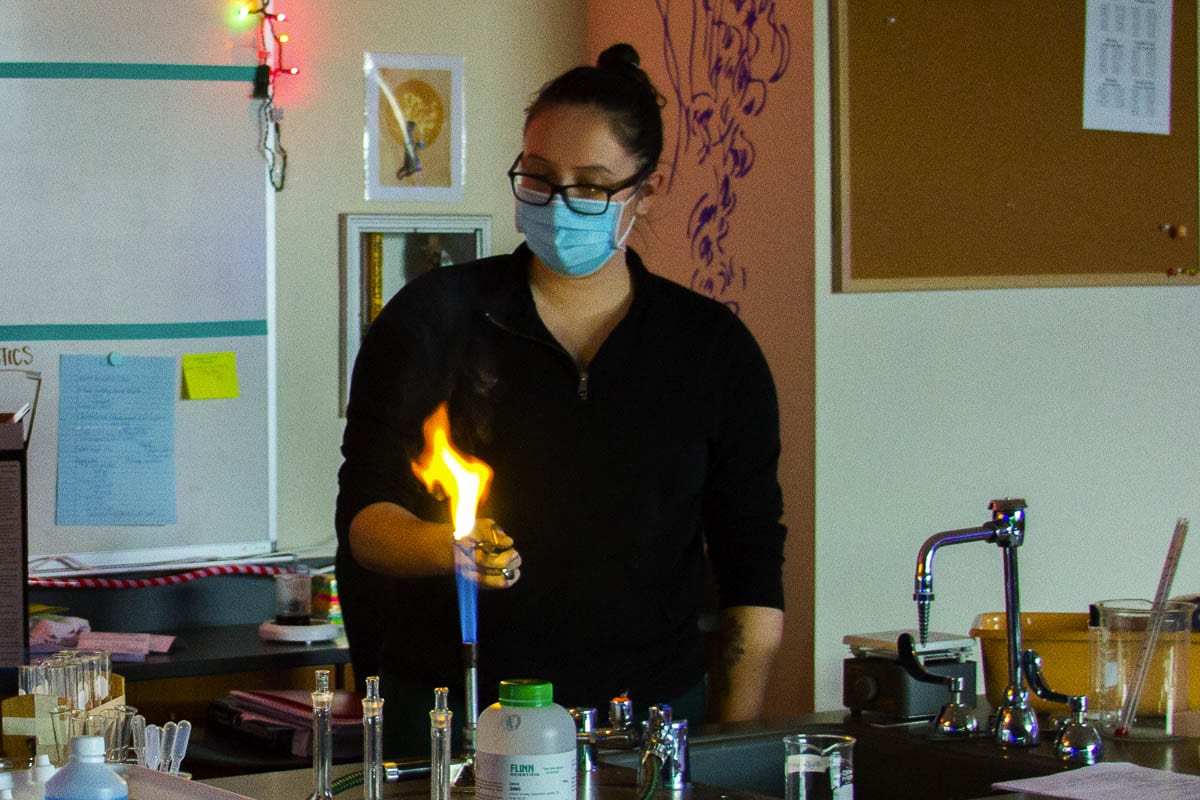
{"left": 586, "top": 1, "right": 815, "bottom": 714}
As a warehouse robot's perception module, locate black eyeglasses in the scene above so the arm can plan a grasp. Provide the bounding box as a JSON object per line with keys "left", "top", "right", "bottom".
{"left": 507, "top": 154, "right": 647, "bottom": 216}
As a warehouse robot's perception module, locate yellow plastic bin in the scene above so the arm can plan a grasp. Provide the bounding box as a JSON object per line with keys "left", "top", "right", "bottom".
{"left": 971, "top": 611, "right": 1200, "bottom": 715}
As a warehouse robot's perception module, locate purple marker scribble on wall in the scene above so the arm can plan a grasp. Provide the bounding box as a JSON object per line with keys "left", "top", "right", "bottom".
{"left": 657, "top": 0, "right": 791, "bottom": 314}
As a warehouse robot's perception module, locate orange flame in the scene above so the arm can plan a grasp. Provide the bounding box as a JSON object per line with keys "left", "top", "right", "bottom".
{"left": 410, "top": 402, "right": 493, "bottom": 540}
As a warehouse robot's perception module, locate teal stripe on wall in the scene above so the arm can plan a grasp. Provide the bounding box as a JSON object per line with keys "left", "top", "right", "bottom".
{"left": 0, "top": 63, "right": 258, "bottom": 81}
{"left": 0, "top": 321, "right": 268, "bottom": 341}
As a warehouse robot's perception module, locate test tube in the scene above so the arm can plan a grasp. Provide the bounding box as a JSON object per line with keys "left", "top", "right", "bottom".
{"left": 430, "top": 687, "right": 452, "bottom": 800}
{"left": 76, "top": 653, "right": 97, "bottom": 710}
{"left": 362, "top": 676, "right": 384, "bottom": 800}
{"left": 18, "top": 664, "right": 37, "bottom": 696}
{"left": 311, "top": 668, "right": 334, "bottom": 800}
{"left": 89, "top": 650, "right": 112, "bottom": 706}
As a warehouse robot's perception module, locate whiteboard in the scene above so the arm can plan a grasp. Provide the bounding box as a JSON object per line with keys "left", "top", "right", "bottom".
{"left": 0, "top": 3, "right": 275, "bottom": 572}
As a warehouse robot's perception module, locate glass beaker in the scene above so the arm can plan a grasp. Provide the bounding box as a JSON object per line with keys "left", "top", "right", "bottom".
{"left": 783, "top": 733, "right": 854, "bottom": 800}
{"left": 101, "top": 705, "right": 138, "bottom": 762}
{"left": 1092, "top": 598, "right": 1191, "bottom": 739}
{"left": 46, "top": 702, "right": 74, "bottom": 766}
{"left": 274, "top": 568, "right": 312, "bottom": 625}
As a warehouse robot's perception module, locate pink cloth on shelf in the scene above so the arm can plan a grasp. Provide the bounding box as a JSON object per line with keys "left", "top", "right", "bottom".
{"left": 28, "top": 615, "right": 90, "bottom": 646}
{"left": 76, "top": 630, "right": 175, "bottom": 655}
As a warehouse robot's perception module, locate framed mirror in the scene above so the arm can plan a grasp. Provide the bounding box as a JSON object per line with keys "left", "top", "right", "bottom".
{"left": 339, "top": 213, "right": 492, "bottom": 414}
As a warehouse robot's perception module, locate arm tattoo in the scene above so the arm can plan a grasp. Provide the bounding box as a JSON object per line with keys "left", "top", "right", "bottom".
{"left": 712, "top": 616, "right": 747, "bottom": 699}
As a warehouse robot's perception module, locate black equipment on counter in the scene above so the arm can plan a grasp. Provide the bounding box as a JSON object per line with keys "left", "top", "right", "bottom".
{"left": 842, "top": 631, "right": 976, "bottom": 720}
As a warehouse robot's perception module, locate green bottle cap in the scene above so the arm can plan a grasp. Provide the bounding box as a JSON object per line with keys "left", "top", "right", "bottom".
{"left": 498, "top": 679, "right": 554, "bottom": 707}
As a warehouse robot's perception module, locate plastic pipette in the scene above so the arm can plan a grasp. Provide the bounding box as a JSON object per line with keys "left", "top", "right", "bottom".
{"left": 169, "top": 720, "right": 191, "bottom": 775}
{"left": 130, "top": 714, "right": 146, "bottom": 766}
{"left": 143, "top": 724, "right": 161, "bottom": 771}
{"left": 159, "top": 720, "right": 177, "bottom": 772}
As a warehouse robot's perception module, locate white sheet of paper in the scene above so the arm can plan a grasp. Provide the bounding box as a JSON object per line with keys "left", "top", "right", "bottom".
{"left": 1083, "top": 0, "right": 1173, "bottom": 134}
{"left": 993, "top": 761, "right": 1200, "bottom": 799}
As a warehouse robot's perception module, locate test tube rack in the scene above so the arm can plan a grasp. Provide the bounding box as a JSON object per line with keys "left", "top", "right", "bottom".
{"left": 1, "top": 672, "right": 126, "bottom": 761}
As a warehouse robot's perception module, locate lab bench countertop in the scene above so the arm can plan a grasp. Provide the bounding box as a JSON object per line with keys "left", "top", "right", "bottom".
{"left": 115, "top": 623, "right": 349, "bottom": 682}
{"left": 199, "top": 710, "right": 1200, "bottom": 800}
{"left": 203, "top": 762, "right": 769, "bottom": 800}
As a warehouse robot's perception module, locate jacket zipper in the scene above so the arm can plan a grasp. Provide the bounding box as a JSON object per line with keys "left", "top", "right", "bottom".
{"left": 486, "top": 312, "right": 591, "bottom": 401}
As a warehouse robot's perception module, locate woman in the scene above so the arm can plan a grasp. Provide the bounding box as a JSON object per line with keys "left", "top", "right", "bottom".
{"left": 336, "top": 43, "right": 786, "bottom": 757}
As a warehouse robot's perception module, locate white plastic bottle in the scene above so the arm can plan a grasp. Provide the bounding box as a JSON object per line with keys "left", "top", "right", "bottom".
{"left": 475, "top": 679, "right": 577, "bottom": 800}
{"left": 43, "top": 737, "right": 127, "bottom": 800}
{"left": 13, "top": 752, "right": 58, "bottom": 800}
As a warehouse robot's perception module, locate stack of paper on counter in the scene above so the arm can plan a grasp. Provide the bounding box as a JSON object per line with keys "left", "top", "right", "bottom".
{"left": 208, "top": 689, "right": 363, "bottom": 759}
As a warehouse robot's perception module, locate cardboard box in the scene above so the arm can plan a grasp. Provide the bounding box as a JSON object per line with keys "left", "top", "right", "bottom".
{"left": 1, "top": 674, "right": 126, "bottom": 761}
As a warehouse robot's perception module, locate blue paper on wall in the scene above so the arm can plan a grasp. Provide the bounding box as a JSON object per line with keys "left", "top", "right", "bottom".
{"left": 56, "top": 354, "right": 176, "bottom": 526}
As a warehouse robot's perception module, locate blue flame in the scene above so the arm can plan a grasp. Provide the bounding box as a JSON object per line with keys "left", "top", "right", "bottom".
{"left": 454, "top": 542, "right": 478, "bottom": 644}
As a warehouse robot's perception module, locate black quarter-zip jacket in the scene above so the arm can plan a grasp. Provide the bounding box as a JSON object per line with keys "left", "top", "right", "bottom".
{"left": 336, "top": 244, "right": 785, "bottom": 714}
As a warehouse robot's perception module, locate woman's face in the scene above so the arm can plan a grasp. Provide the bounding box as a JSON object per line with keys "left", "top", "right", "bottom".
{"left": 519, "top": 103, "right": 653, "bottom": 220}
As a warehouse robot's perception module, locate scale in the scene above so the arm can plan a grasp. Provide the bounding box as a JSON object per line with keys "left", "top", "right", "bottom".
{"left": 842, "top": 630, "right": 977, "bottom": 719}
{"left": 258, "top": 620, "right": 340, "bottom": 643}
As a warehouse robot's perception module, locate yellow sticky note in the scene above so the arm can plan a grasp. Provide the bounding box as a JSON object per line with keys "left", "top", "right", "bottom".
{"left": 181, "top": 352, "right": 239, "bottom": 400}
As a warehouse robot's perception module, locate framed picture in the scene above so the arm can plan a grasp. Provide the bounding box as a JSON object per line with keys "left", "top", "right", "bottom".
{"left": 339, "top": 213, "right": 492, "bottom": 414}
{"left": 363, "top": 53, "right": 465, "bottom": 201}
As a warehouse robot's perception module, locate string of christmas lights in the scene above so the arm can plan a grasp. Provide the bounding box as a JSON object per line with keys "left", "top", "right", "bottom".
{"left": 240, "top": 1, "right": 296, "bottom": 191}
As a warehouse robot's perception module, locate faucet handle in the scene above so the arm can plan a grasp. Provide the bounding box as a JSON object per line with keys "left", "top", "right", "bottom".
{"left": 1022, "top": 649, "right": 1072, "bottom": 706}
{"left": 643, "top": 705, "right": 675, "bottom": 759}
{"left": 609, "top": 696, "right": 633, "bottom": 729}
{"left": 897, "top": 633, "right": 979, "bottom": 736}
{"left": 569, "top": 708, "right": 597, "bottom": 772}
{"left": 1022, "top": 649, "right": 1102, "bottom": 764}
{"left": 895, "top": 633, "right": 950, "bottom": 685}
{"left": 642, "top": 705, "right": 688, "bottom": 790}
{"left": 569, "top": 707, "right": 596, "bottom": 732}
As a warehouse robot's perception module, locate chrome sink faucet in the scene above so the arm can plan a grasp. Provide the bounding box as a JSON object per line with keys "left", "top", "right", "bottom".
{"left": 570, "top": 699, "right": 688, "bottom": 790}
{"left": 570, "top": 696, "right": 641, "bottom": 772}
{"left": 913, "top": 498, "right": 1038, "bottom": 747}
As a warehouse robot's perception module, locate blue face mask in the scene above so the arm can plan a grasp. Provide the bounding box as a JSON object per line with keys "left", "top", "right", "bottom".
{"left": 515, "top": 196, "right": 635, "bottom": 278}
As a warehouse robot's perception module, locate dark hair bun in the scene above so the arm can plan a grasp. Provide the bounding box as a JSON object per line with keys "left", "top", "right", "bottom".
{"left": 597, "top": 43, "right": 641, "bottom": 73}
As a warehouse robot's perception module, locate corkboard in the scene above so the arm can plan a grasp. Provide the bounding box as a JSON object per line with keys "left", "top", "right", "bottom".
{"left": 832, "top": 0, "right": 1199, "bottom": 291}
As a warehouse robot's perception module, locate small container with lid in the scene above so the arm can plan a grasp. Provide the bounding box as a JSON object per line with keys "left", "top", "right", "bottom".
{"left": 43, "top": 737, "right": 127, "bottom": 800}
{"left": 12, "top": 753, "right": 58, "bottom": 800}
{"left": 475, "top": 679, "right": 577, "bottom": 800}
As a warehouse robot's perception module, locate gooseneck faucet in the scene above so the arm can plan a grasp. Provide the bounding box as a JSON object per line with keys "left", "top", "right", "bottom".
{"left": 913, "top": 498, "right": 1038, "bottom": 747}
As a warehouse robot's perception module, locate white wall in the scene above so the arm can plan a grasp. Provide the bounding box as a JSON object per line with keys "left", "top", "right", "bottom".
{"left": 812, "top": 1, "right": 1200, "bottom": 710}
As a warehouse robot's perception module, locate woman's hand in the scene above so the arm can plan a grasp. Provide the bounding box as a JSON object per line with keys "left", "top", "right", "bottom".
{"left": 460, "top": 518, "right": 522, "bottom": 589}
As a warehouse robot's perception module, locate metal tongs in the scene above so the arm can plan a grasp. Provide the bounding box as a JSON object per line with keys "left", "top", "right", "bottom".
{"left": 462, "top": 520, "right": 516, "bottom": 580}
